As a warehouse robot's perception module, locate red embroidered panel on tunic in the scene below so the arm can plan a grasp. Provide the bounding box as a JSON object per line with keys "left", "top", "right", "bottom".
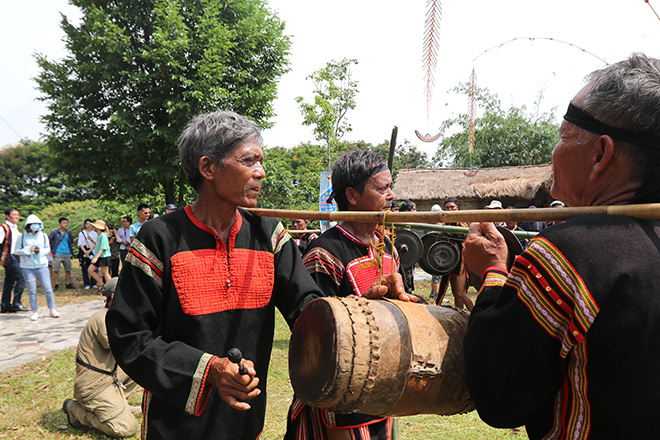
{"left": 171, "top": 248, "right": 274, "bottom": 315}
{"left": 346, "top": 253, "right": 396, "bottom": 296}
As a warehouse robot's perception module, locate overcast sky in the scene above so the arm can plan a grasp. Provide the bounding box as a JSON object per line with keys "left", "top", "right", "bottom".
{"left": 2, "top": 0, "right": 659, "bottom": 158}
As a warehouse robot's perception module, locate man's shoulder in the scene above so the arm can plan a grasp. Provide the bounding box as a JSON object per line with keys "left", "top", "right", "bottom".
{"left": 541, "top": 214, "right": 639, "bottom": 240}
{"left": 312, "top": 226, "right": 341, "bottom": 241}
{"left": 238, "top": 208, "right": 281, "bottom": 232}
{"left": 306, "top": 228, "right": 345, "bottom": 253}
{"left": 85, "top": 308, "right": 108, "bottom": 331}
{"left": 136, "top": 209, "right": 190, "bottom": 241}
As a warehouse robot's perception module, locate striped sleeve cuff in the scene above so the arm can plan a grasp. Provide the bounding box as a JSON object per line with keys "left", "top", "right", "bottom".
{"left": 477, "top": 266, "right": 509, "bottom": 297}
{"left": 185, "top": 353, "right": 219, "bottom": 416}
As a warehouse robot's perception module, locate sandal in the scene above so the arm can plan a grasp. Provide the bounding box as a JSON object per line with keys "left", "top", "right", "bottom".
{"left": 96, "top": 284, "right": 104, "bottom": 293}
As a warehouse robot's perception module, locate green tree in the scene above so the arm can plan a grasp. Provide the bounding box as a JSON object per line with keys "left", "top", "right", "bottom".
{"left": 35, "top": 0, "right": 291, "bottom": 205}
{"left": 258, "top": 140, "right": 430, "bottom": 213}
{"left": 260, "top": 143, "right": 327, "bottom": 211}
{"left": 433, "top": 84, "right": 560, "bottom": 168}
{"left": 0, "top": 140, "right": 97, "bottom": 214}
{"left": 296, "top": 58, "right": 359, "bottom": 170}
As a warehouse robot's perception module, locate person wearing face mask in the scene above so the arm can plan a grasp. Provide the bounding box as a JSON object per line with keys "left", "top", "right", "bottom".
{"left": 15, "top": 214, "right": 60, "bottom": 321}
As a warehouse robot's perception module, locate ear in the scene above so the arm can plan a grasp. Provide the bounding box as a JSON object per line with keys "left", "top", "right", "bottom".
{"left": 589, "top": 135, "right": 616, "bottom": 182}
{"left": 345, "top": 187, "right": 360, "bottom": 207}
{"left": 198, "top": 156, "right": 216, "bottom": 181}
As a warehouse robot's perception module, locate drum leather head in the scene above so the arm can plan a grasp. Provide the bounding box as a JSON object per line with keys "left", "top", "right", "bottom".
{"left": 419, "top": 233, "right": 462, "bottom": 276}
{"left": 394, "top": 229, "right": 423, "bottom": 268}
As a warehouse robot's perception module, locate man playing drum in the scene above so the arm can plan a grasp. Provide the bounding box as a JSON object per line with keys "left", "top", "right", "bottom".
{"left": 462, "top": 53, "right": 660, "bottom": 439}
{"left": 285, "top": 150, "right": 418, "bottom": 440}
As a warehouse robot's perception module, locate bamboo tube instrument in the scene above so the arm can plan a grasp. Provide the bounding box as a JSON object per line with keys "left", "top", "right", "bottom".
{"left": 249, "top": 203, "right": 660, "bottom": 224}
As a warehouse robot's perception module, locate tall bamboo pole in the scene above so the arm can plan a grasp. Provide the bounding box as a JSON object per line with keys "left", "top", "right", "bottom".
{"left": 248, "top": 203, "right": 660, "bottom": 224}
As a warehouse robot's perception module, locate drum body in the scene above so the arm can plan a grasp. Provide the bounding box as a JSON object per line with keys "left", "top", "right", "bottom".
{"left": 288, "top": 296, "right": 474, "bottom": 417}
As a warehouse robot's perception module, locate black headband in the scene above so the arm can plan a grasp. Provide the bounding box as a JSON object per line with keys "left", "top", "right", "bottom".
{"left": 327, "top": 163, "right": 389, "bottom": 203}
{"left": 563, "top": 103, "right": 660, "bottom": 150}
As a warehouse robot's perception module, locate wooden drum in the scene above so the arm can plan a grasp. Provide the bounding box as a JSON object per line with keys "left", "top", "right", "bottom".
{"left": 288, "top": 296, "right": 474, "bottom": 417}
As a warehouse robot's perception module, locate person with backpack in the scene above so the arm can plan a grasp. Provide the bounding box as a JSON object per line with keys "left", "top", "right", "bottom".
{"left": 15, "top": 214, "right": 60, "bottom": 321}
{"left": 1, "top": 207, "right": 27, "bottom": 313}
{"left": 49, "top": 217, "right": 75, "bottom": 290}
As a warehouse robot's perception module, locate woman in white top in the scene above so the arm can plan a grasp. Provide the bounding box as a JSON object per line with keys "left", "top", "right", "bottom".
{"left": 15, "top": 214, "right": 59, "bottom": 321}
{"left": 77, "top": 219, "right": 98, "bottom": 290}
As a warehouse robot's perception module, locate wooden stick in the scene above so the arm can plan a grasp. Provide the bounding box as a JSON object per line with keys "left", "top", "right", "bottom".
{"left": 248, "top": 203, "right": 660, "bottom": 223}
{"left": 286, "top": 229, "right": 322, "bottom": 235}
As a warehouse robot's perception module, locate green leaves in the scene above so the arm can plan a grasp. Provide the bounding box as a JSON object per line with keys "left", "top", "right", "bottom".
{"left": 433, "top": 83, "right": 560, "bottom": 168}
{"left": 296, "top": 58, "right": 359, "bottom": 168}
{"left": 0, "top": 140, "right": 98, "bottom": 214}
{"left": 35, "top": 0, "right": 291, "bottom": 204}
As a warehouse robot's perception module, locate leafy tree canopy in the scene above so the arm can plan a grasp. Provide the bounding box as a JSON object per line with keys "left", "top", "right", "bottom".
{"left": 0, "top": 140, "right": 97, "bottom": 215}
{"left": 296, "top": 58, "right": 359, "bottom": 169}
{"left": 259, "top": 140, "right": 430, "bottom": 220}
{"left": 433, "top": 83, "right": 560, "bottom": 168}
{"left": 35, "top": 0, "right": 291, "bottom": 204}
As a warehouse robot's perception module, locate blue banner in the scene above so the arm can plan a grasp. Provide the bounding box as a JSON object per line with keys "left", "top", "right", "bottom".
{"left": 319, "top": 171, "right": 337, "bottom": 232}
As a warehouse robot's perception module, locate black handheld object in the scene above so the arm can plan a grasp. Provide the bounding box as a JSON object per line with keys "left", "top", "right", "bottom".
{"left": 227, "top": 348, "right": 248, "bottom": 375}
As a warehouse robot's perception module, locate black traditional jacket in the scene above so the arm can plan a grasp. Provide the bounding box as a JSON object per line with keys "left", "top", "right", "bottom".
{"left": 464, "top": 174, "right": 660, "bottom": 439}
{"left": 107, "top": 206, "right": 319, "bottom": 440}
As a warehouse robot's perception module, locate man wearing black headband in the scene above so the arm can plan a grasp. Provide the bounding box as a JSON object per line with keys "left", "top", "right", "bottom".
{"left": 285, "top": 150, "right": 418, "bottom": 440}
{"left": 462, "top": 53, "right": 660, "bottom": 439}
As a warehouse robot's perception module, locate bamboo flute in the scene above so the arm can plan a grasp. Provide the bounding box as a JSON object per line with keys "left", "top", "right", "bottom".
{"left": 248, "top": 203, "right": 660, "bottom": 224}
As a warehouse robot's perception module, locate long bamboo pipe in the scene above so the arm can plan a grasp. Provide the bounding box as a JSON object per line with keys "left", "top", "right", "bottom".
{"left": 392, "top": 222, "right": 538, "bottom": 240}
{"left": 248, "top": 203, "right": 660, "bottom": 223}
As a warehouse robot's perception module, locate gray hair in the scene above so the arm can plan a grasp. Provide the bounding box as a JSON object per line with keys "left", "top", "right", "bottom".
{"left": 178, "top": 110, "right": 263, "bottom": 190}
{"left": 582, "top": 53, "right": 660, "bottom": 177}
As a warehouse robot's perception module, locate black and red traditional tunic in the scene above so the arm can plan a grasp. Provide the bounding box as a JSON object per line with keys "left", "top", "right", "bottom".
{"left": 464, "top": 178, "right": 660, "bottom": 439}
{"left": 294, "top": 231, "right": 318, "bottom": 255}
{"left": 107, "top": 206, "right": 320, "bottom": 440}
{"left": 285, "top": 224, "right": 404, "bottom": 440}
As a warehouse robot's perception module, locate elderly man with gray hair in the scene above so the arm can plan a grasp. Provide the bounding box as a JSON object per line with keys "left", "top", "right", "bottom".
{"left": 107, "top": 110, "right": 324, "bottom": 440}
{"left": 463, "top": 54, "right": 660, "bottom": 438}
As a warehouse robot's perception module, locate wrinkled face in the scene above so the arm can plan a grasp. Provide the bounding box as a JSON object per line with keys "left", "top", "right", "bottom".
{"left": 444, "top": 201, "right": 459, "bottom": 211}
{"left": 550, "top": 121, "right": 594, "bottom": 207}
{"left": 550, "top": 85, "right": 595, "bottom": 207}
{"left": 350, "top": 170, "right": 395, "bottom": 212}
{"left": 138, "top": 208, "right": 151, "bottom": 222}
{"left": 5, "top": 210, "right": 19, "bottom": 225}
{"left": 211, "top": 140, "right": 266, "bottom": 208}
{"left": 291, "top": 219, "right": 307, "bottom": 230}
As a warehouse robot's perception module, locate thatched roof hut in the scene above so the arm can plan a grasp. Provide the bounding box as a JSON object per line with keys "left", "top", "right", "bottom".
{"left": 394, "top": 164, "right": 554, "bottom": 210}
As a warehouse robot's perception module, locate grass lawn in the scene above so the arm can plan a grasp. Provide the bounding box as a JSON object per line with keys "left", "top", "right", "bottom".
{"left": 0, "top": 265, "right": 524, "bottom": 439}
